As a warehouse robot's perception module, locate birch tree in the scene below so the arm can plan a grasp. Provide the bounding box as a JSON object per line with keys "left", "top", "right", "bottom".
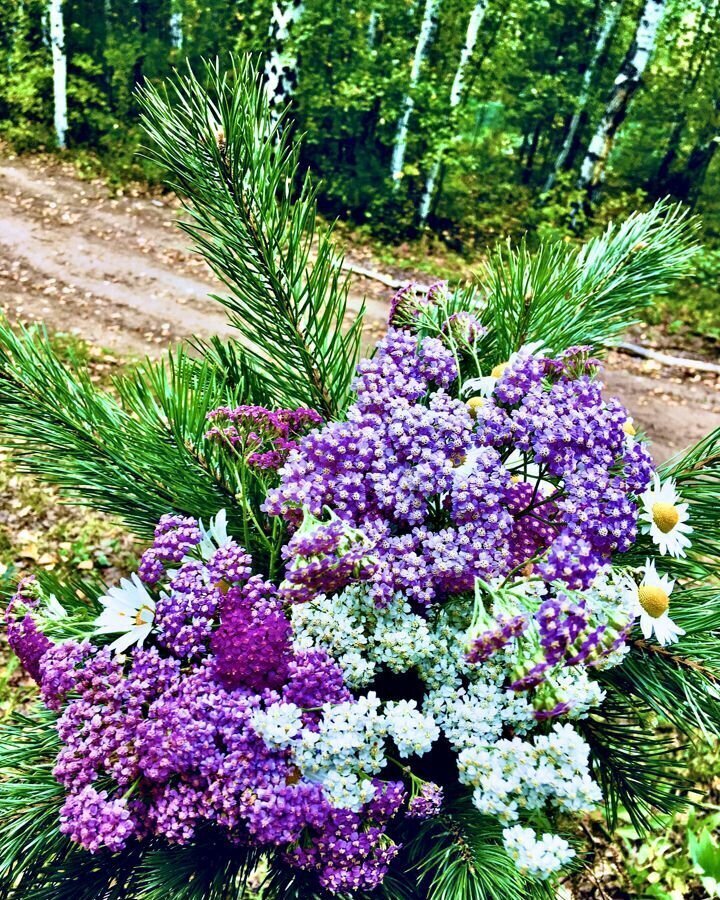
{"left": 577, "top": 0, "right": 665, "bottom": 197}
{"left": 543, "top": 0, "right": 622, "bottom": 192}
{"left": 170, "top": 0, "right": 183, "bottom": 49}
{"left": 418, "top": 0, "right": 488, "bottom": 221}
{"left": 48, "top": 0, "right": 67, "bottom": 148}
{"left": 389, "top": 0, "right": 441, "bottom": 188}
{"left": 263, "top": 1, "right": 305, "bottom": 111}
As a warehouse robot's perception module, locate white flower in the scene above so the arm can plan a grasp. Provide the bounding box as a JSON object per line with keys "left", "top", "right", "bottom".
{"left": 463, "top": 341, "right": 546, "bottom": 399}
{"left": 633, "top": 559, "right": 685, "bottom": 646}
{"left": 639, "top": 474, "right": 692, "bottom": 558}
{"left": 383, "top": 700, "right": 439, "bottom": 758}
{"left": 195, "top": 509, "right": 231, "bottom": 560}
{"left": 94, "top": 573, "right": 156, "bottom": 653}
{"left": 252, "top": 702, "right": 303, "bottom": 747}
{"left": 502, "top": 825, "right": 575, "bottom": 879}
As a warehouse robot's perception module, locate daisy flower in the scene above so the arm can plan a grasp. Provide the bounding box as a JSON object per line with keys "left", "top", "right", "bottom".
{"left": 195, "top": 509, "right": 231, "bottom": 560}
{"left": 633, "top": 559, "right": 685, "bottom": 646}
{"left": 94, "top": 573, "right": 156, "bottom": 653}
{"left": 639, "top": 474, "right": 692, "bottom": 558}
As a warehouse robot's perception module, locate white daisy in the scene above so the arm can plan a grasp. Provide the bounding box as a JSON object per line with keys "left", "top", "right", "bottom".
{"left": 94, "top": 573, "right": 156, "bottom": 653}
{"left": 632, "top": 559, "right": 685, "bottom": 646}
{"left": 639, "top": 473, "right": 692, "bottom": 558}
{"left": 463, "top": 341, "right": 546, "bottom": 399}
{"left": 195, "top": 509, "right": 231, "bottom": 560}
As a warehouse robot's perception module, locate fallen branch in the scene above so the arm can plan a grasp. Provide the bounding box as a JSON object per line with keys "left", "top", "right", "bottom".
{"left": 614, "top": 341, "right": 720, "bottom": 375}
{"left": 341, "top": 260, "right": 720, "bottom": 376}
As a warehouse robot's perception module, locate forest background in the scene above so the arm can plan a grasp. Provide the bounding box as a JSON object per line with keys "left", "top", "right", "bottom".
{"left": 1, "top": 0, "right": 719, "bottom": 339}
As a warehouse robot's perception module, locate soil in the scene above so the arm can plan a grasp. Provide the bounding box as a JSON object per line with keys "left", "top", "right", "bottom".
{"left": 0, "top": 151, "right": 718, "bottom": 462}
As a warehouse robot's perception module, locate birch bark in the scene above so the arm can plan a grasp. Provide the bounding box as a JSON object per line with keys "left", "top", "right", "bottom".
{"left": 390, "top": 0, "right": 441, "bottom": 188}
{"left": 264, "top": 1, "right": 305, "bottom": 110}
{"left": 418, "top": 0, "right": 488, "bottom": 221}
{"left": 49, "top": 0, "right": 67, "bottom": 149}
{"left": 543, "top": 0, "right": 622, "bottom": 192}
{"left": 577, "top": 0, "right": 665, "bottom": 196}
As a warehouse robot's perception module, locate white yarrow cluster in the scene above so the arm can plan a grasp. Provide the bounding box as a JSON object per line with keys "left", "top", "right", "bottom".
{"left": 384, "top": 700, "right": 439, "bottom": 758}
{"left": 458, "top": 723, "right": 601, "bottom": 823}
{"left": 502, "top": 825, "right": 576, "bottom": 878}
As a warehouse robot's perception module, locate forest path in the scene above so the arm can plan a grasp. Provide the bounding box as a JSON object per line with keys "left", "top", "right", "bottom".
{"left": 0, "top": 153, "right": 718, "bottom": 462}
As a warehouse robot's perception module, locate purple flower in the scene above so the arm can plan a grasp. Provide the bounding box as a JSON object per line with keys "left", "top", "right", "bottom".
{"left": 205, "top": 405, "right": 322, "bottom": 471}
{"left": 5, "top": 580, "right": 52, "bottom": 683}
{"left": 211, "top": 576, "right": 292, "bottom": 692}
{"left": 59, "top": 786, "right": 139, "bottom": 853}
{"left": 407, "top": 782, "right": 443, "bottom": 819}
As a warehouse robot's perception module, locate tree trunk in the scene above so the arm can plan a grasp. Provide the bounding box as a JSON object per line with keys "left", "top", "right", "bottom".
{"left": 661, "top": 97, "right": 720, "bottom": 206}
{"left": 390, "top": 0, "right": 441, "bottom": 188}
{"left": 577, "top": 0, "right": 665, "bottom": 199}
{"left": 652, "top": 0, "right": 718, "bottom": 195}
{"left": 544, "top": 0, "right": 622, "bottom": 192}
{"left": 263, "top": 1, "right": 305, "bottom": 111}
{"left": 169, "top": 1, "right": 182, "bottom": 49}
{"left": 418, "top": 0, "right": 488, "bottom": 221}
{"left": 48, "top": 0, "right": 67, "bottom": 148}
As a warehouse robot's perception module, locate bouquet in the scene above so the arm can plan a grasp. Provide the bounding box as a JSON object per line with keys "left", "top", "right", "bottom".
{"left": 1, "top": 59, "right": 719, "bottom": 900}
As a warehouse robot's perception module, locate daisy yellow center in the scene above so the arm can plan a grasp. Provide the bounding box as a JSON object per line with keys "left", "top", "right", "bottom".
{"left": 491, "top": 362, "right": 508, "bottom": 379}
{"left": 135, "top": 604, "right": 153, "bottom": 626}
{"left": 638, "top": 585, "right": 669, "bottom": 619}
{"left": 467, "top": 396, "right": 485, "bottom": 416}
{"left": 623, "top": 420, "right": 636, "bottom": 436}
{"left": 652, "top": 502, "right": 680, "bottom": 534}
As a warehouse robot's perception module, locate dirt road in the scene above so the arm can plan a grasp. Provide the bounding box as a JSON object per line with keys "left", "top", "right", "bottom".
{"left": 0, "top": 153, "right": 718, "bottom": 462}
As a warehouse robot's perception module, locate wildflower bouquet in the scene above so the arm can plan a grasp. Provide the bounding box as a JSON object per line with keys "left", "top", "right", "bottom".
{"left": 1, "top": 60, "right": 720, "bottom": 900}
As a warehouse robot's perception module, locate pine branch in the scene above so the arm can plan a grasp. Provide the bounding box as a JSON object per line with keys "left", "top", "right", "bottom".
{"left": 137, "top": 57, "right": 363, "bottom": 418}
{"left": 477, "top": 200, "right": 699, "bottom": 359}
{"left": 0, "top": 326, "right": 249, "bottom": 539}
{"left": 406, "top": 797, "right": 546, "bottom": 900}
{"left": 578, "top": 687, "right": 690, "bottom": 832}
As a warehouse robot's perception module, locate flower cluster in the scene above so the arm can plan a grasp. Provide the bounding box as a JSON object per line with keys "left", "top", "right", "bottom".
{"left": 4, "top": 319, "right": 696, "bottom": 895}
{"left": 205, "top": 405, "right": 322, "bottom": 471}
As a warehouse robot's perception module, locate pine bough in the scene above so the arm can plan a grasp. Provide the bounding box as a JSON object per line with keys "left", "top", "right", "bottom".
{"left": 0, "top": 59, "right": 717, "bottom": 900}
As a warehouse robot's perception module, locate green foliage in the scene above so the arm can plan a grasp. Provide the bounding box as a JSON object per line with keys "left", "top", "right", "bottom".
{"left": 0, "top": 326, "right": 253, "bottom": 539}
{"left": 406, "top": 800, "right": 550, "bottom": 900}
{"left": 138, "top": 58, "right": 363, "bottom": 418}
{"left": 473, "top": 201, "right": 700, "bottom": 358}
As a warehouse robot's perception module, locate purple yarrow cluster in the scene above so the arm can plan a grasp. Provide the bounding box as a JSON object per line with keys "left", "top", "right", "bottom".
{"left": 138, "top": 514, "right": 202, "bottom": 583}
{"left": 205, "top": 405, "right": 323, "bottom": 471}
{"left": 286, "top": 785, "right": 405, "bottom": 893}
{"left": 279, "top": 512, "right": 375, "bottom": 603}
{"left": 407, "top": 782, "right": 444, "bottom": 819}
{"left": 267, "top": 330, "right": 652, "bottom": 607}
{"left": 4, "top": 579, "right": 52, "bottom": 683}
{"left": 480, "top": 348, "right": 653, "bottom": 587}
{"left": 7, "top": 518, "right": 408, "bottom": 889}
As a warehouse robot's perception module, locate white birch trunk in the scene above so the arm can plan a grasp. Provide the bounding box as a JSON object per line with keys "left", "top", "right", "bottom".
{"left": 49, "top": 0, "right": 67, "bottom": 149}
{"left": 263, "top": 1, "right": 305, "bottom": 110}
{"left": 170, "top": 6, "right": 183, "bottom": 49}
{"left": 544, "top": 0, "right": 622, "bottom": 192}
{"left": 390, "top": 0, "right": 441, "bottom": 187}
{"left": 367, "top": 9, "right": 379, "bottom": 49}
{"left": 418, "top": 0, "right": 487, "bottom": 221}
{"left": 577, "top": 0, "right": 664, "bottom": 194}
